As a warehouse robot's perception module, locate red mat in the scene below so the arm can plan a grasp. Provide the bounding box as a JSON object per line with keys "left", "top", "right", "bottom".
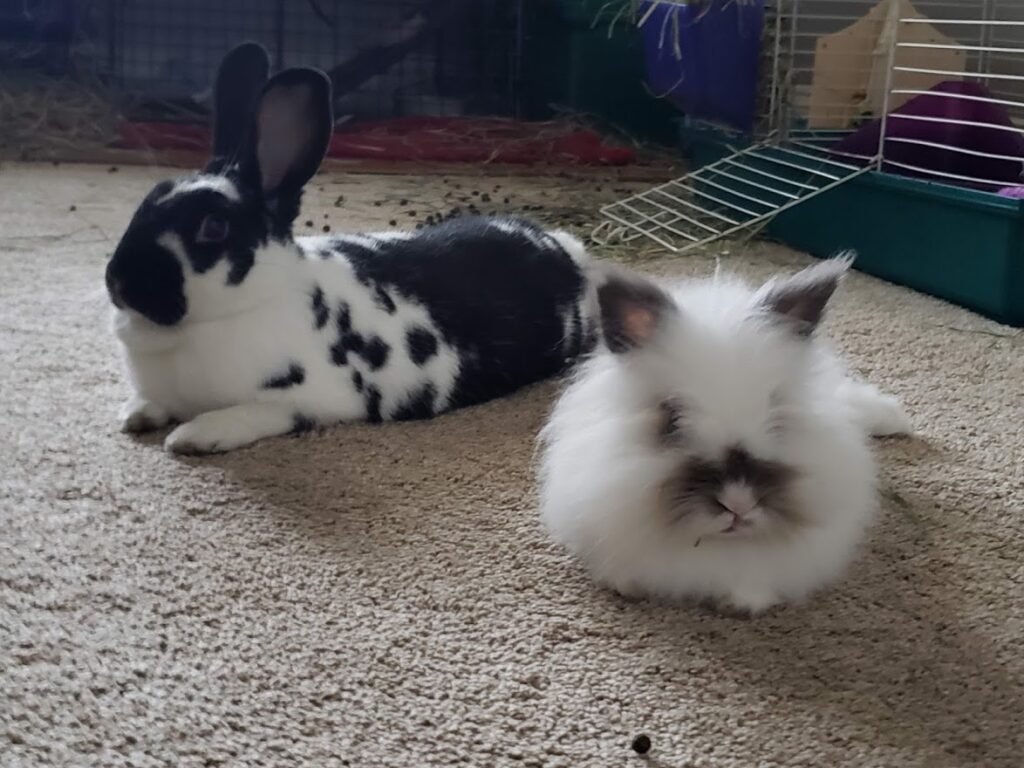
{"left": 116, "top": 116, "right": 635, "bottom": 166}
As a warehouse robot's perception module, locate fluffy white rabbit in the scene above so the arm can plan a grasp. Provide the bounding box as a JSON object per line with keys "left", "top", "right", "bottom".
{"left": 539, "top": 257, "right": 911, "bottom": 613}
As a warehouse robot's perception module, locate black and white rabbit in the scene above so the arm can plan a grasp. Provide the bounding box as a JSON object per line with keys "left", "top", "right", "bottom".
{"left": 106, "top": 43, "right": 598, "bottom": 454}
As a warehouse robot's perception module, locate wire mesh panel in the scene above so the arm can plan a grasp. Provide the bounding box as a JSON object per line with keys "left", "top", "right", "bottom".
{"left": 769, "top": 0, "right": 1024, "bottom": 186}
{"left": 597, "top": 0, "right": 1023, "bottom": 253}
{"left": 595, "top": 137, "right": 871, "bottom": 252}
{"left": 0, "top": 0, "right": 524, "bottom": 160}
{"left": 96, "top": 0, "right": 521, "bottom": 122}
{"left": 768, "top": 0, "right": 993, "bottom": 134}
{"left": 877, "top": 0, "right": 1024, "bottom": 189}
{"left": 596, "top": 0, "right": 892, "bottom": 253}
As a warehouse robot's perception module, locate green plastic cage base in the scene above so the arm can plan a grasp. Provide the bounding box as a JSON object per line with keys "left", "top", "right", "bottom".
{"left": 767, "top": 172, "right": 1024, "bottom": 328}
{"left": 684, "top": 128, "right": 1024, "bottom": 327}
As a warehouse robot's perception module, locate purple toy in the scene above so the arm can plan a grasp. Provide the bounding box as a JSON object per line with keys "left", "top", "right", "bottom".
{"left": 832, "top": 81, "right": 1024, "bottom": 190}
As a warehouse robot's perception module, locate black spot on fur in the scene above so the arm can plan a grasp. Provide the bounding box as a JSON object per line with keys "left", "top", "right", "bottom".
{"left": 336, "top": 301, "right": 352, "bottom": 333}
{"left": 351, "top": 370, "right": 364, "bottom": 392}
{"left": 373, "top": 285, "right": 397, "bottom": 314}
{"left": 342, "top": 332, "right": 365, "bottom": 354}
{"left": 319, "top": 249, "right": 334, "bottom": 259}
{"left": 262, "top": 362, "right": 305, "bottom": 389}
{"left": 392, "top": 383, "right": 437, "bottom": 421}
{"left": 330, "top": 331, "right": 365, "bottom": 367}
{"left": 683, "top": 458, "right": 724, "bottom": 492}
{"left": 291, "top": 414, "right": 317, "bottom": 434}
{"left": 723, "top": 447, "right": 794, "bottom": 490}
{"left": 406, "top": 326, "right": 438, "bottom": 366}
{"left": 311, "top": 286, "right": 329, "bottom": 329}
{"left": 330, "top": 341, "right": 348, "bottom": 367}
{"left": 682, "top": 448, "right": 794, "bottom": 495}
{"left": 669, "top": 446, "right": 800, "bottom": 525}
{"left": 361, "top": 336, "right": 390, "bottom": 370}
{"left": 340, "top": 215, "right": 590, "bottom": 408}
{"left": 365, "top": 385, "right": 382, "bottom": 423}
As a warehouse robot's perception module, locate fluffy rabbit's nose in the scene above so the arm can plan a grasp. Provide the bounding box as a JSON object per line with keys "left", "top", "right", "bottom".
{"left": 718, "top": 483, "right": 756, "bottom": 518}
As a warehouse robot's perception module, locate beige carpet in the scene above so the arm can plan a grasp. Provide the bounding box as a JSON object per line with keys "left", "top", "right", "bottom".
{"left": 2, "top": 162, "right": 1022, "bottom": 768}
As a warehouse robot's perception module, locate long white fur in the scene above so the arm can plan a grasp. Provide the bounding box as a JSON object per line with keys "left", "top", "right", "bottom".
{"left": 538, "top": 266, "right": 911, "bottom": 613}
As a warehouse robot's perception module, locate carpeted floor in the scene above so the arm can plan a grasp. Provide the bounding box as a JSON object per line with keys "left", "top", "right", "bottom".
{"left": 2, "top": 163, "right": 1022, "bottom": 768}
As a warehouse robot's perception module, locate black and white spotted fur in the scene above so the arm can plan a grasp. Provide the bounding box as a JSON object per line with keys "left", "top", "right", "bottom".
{"left": 105, "top": 43, "right": 598, "bottom": 454}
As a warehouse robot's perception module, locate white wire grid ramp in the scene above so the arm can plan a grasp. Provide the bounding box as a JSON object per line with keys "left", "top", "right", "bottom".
{"left": 595, "top": 0, "right": 1024, "bottom": 253}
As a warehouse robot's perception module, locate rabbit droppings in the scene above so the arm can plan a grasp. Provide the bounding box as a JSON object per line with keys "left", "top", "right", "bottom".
{"left": 105, "top": 43, "right": 598, "bottom": 454}
{"left": 539, "top": 258, "right": 911, "bottom": 614}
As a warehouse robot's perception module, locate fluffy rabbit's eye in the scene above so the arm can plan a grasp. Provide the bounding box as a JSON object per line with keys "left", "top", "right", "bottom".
{"left": 197, "top": 214, "right": 230, "bottom": 244}
{"left": 657, "top": 400, "right": 684, "bottom": 440}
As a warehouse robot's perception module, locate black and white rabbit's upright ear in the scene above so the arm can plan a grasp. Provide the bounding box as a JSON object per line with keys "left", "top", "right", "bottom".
{"left": 206, "top": 42, "right": 270, "bottom": 173}
{"left": 238, "top": 67, "right": 333, "bottom": 224}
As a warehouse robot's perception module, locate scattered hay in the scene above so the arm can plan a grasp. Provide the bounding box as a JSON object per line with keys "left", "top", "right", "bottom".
{"left": 0, "top": 71, "right": 120, "bottom": 161}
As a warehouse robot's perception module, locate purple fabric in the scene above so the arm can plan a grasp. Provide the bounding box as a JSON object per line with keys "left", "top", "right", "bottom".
{"left": 641, "top": 0, "right": 765, "bottom": 133}
{"left": 832, "top": 81, "right": 1024, "bottom": 189}
{"left": 997, "top": 186, "right": 1024, "bottom": 198}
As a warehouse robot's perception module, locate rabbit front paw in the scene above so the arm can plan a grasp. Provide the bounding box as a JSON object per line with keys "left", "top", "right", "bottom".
{"left": 120, "top": 398, "right": 172, "bottom": 433}
{"left": 164, "top": 403, "right": 298, "bottom": 455}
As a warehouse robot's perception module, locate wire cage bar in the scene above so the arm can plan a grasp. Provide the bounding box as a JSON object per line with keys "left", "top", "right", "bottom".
{"left": 876, "top": 1, "right": 1024, "bottom": 189}
{"left": 597, "top": 0, "right": 1024, "bottom": 254}
{"left": 0, "top": 0, "right": 525, "bottom": 145}
{"left": 595, "top": 137, "right": 873, "bottom": 252}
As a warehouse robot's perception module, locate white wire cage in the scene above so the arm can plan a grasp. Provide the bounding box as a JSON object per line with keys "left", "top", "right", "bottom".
{"left": 596, "top": 0, "right": 1024, "bottom": 253}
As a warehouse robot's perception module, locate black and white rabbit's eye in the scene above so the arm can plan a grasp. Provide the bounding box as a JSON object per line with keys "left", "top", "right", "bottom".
{"left": 196, "top": 214, "right": 230, "bottom": 244}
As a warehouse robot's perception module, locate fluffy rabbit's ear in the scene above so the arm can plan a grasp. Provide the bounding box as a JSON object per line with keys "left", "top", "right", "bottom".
{"left": 597, "top": 267, "right": 678, "bottom": 353}
{"left": 243, "top": 68, "right": 333, "bottom": 200}
{"left": 208, "top": 42, "right": 270, "bottom": 169}
{"left": 757, "top": 254, "right": 853, "bottom": 337}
